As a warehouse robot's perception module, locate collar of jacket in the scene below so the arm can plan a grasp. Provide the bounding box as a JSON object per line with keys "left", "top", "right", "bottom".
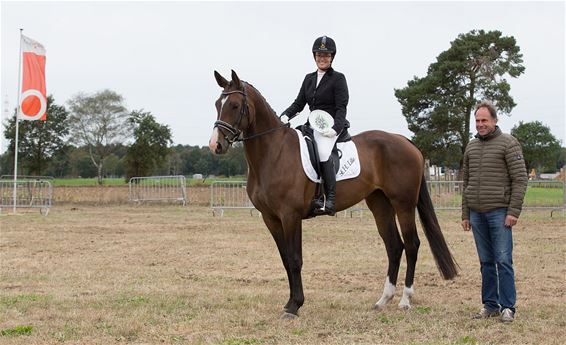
{"left": 475, "top": 126, "right": 502, "bottom": 141}
{"left": 316, "top": 66, "right": 334, "bottom": 75}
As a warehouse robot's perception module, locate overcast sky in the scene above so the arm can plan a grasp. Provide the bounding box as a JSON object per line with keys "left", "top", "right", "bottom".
{"left": 1, "top": 1, "right": 564, "bottom": 154}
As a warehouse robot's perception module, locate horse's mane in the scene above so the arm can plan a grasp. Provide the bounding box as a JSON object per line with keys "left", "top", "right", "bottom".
{"left": 242, "top": 81, "right": 278, "bottom": 119}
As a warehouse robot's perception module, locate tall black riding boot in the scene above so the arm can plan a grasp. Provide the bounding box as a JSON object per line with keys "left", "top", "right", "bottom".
{"left": 321, "top": 160, "right": 336, "bottom": 216}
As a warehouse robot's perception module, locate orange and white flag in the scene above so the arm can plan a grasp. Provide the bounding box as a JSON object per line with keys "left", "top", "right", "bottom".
{"left": 19, "top": 35, "right": 47, "bottom": 121}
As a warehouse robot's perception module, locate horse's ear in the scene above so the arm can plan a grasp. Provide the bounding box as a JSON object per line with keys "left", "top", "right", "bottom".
{"left": 214, "top": 71, "right": 229, "bottom": 88}
{"left": 231, "top": 70, "right": 241, "bottom": 89}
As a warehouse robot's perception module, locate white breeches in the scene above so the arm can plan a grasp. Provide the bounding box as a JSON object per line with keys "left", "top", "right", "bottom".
{"left": 314, "top": 130, "right": 338, "bottom": 162}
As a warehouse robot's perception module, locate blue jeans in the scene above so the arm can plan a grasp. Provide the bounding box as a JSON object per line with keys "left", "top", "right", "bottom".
{"left": 470, "top": 208, "right": 516, "bottom": 313}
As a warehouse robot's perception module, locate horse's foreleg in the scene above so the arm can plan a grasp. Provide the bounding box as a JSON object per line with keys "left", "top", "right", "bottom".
{"left": 395, "top": 207, "right": 420, "bottom": 310}
{"left": 280, "top": 215, "right": 304, "bottom": 316}
{"left": 262, "top": 213, "right": 304, "bottom": 318}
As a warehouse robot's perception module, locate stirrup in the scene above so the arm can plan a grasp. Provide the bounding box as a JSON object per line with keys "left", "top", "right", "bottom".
{"left": 313, "top": 206, "right": 327, "bottom": 215}
{"left": 313, "top": 198, "right": 335, "bottom": 216}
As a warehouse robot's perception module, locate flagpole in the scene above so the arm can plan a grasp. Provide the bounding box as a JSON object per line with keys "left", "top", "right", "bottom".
{"left": 13, "top": 28, "right": 23, "bottom": 213}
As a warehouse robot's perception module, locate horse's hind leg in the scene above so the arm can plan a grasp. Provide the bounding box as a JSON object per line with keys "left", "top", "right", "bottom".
{"left": 392, "top": 202, "right": 421, "bottom": 310}
{"left": 366, "top": 190, "right": 404, "bottom": 310}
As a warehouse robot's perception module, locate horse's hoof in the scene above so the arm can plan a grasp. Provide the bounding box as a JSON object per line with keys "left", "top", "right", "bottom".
{"left": 398, "top": 304, "right": 411, "bottom": 311}
{"left": 280, "top": 312, "right": 298, "bottom": 320}
{"left": 372, "top": 303, "right": 386, "bottom": 311}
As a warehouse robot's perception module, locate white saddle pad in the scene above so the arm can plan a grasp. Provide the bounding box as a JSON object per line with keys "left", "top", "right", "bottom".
{"left": 294, "top": 129, "right": 361, "bottom": 183}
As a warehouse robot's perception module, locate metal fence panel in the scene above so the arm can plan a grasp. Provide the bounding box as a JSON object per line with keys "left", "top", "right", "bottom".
{"left": 427, "top": 180, "right": 565, "bottom": 212}
{"left": 427, "top": 181, "right": 464, "bottom": 210}
{"left": 0, "top": 179, "right": 53, "bottom": 215}
{"left": 208, "top": 179, "right": 565, "bottom": 216}
{"left": 128, "top": 175, "right": 187, "bottom": 205}
{"left": 210, "top": 181, "right": 254, "bottom": 216}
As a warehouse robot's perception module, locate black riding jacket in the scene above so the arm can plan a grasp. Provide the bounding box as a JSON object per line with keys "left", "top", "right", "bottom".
{"left": 282, "top": 67, "right": 349, "bottom": 133}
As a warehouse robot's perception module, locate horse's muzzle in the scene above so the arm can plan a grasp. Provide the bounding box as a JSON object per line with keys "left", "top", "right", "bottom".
{"left": 209, "top": 128, "right": 228, "bottom": 154}
{"left": 214, "top": 142, "right": 225, "bottom": 154}
{"left": 209, "top": 128, "right": 219, "bottom": 153}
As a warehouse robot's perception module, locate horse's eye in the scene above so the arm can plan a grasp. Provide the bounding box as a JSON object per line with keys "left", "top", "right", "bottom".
{"left": 231, "top": 103, "right": 239, "bottom": 110}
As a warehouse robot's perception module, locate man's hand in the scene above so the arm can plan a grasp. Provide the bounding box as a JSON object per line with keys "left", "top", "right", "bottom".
{"left": 322, "top": 128, "right": 337, "bottom": 138}
{"left": 279, "top": 114, "right": 289, "bottom": 124}
{"left": 505, "top": 215, "right": 518, "bottom": 228}
{"left": 461, "top": 219, "right": 471, "bottom": 232}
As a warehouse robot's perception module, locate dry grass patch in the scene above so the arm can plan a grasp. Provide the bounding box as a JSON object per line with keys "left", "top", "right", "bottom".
{"left": 52, "top": 186, "right": 210, "bottom": 206}
{"left": 0, "top": 206, "right": 564, "bottom": 344}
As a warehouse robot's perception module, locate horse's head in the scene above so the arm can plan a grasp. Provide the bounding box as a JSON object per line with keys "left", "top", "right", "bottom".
{"left": 209, "top": 70, "right": 254, "bottom": 155}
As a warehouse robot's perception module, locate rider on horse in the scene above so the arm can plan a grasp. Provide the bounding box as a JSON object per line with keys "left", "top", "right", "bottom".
{"left": 280, "top": 35, "right": 350, "bottom": 216}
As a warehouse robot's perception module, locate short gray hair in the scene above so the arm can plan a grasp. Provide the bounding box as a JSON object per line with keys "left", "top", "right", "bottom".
{"left": 474, "top": 100, "right": 497, "bottom": 119}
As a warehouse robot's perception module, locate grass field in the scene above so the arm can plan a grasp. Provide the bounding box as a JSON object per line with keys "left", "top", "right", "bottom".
{"left": 50, "top": 178, "right": 127, "bottom": 187}
{"left": 44, "top": 178, "right": 566, "bottom": 208}
{"left": 0, "top": 206, "right": 565, "bottom": 344}
{"left": 50, "top": 177, "right": 247, "bottom": 187}
{"left": 428, "top": 185, "right": 564, "bottom": 209}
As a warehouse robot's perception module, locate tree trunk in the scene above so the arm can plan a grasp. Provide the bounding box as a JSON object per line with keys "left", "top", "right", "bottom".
{"left": 97, "top": 163, "right": 103, "bottom": 185}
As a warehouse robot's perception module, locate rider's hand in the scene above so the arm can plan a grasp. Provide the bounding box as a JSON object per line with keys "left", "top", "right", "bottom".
{"left": 322, "top": 128, "right": 337, "bottom": 138}
{"left": 280, "top": 114, "right": 289, "bottom": 124}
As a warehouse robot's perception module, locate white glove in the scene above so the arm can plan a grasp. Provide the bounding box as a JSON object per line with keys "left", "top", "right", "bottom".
{"left": 322, "top": 128, "right": 337, "bottom": 138}
{"left": 280, "top": 114, "right": 289, "bottom": 124}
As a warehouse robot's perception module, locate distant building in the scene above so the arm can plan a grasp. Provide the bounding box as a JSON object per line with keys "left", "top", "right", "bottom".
{"left": 192, "top": 174, "right": 203, "bottom": 180}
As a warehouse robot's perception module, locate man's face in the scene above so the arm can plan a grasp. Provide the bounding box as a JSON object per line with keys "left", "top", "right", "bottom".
{"left": 475, "top": 107, "right": 498, "bottom": 136}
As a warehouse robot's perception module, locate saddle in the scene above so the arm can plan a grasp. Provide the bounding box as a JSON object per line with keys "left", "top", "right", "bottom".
{"left": 296, "top": 124, "right": 351, "bottom": 177}
{"left": 296, "top": 124, "right": 351, "bottom": 218}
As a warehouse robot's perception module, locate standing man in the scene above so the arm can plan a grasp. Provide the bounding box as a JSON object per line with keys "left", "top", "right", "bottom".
{"left": 461, "top": 100, "right": 527, "bottom": 323}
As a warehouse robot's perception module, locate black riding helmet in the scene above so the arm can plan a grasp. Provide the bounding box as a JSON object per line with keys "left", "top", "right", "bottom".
{"left": 312, "top": 36, "right": 336, "bottom": 60}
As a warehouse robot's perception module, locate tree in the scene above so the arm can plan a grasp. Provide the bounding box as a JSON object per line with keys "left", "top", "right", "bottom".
{"left": 3, "top": 96, "right": 69, "bottom": 175}
{"left": 218, "top": 142, "right": 246, "bottom": 176}
{"left": 558, "top": 147, "right": 566, "bottom": 170}
{"left": 194, "top": 157, "right": 210, "bottom": 176}
{"left": 124, "top": 110, "right": 172, "bottom": 179}
{"left": 67, "top": 89, "right": 130, "bottom": 184}
{"left": 511, "top": 121, "right": 562, "bottom": 172}
{"left": 45, "top": 143, "right": 73, "bottom": 177}
{"left": 68, "top": 147, "right": 98, "bottom": 178}
{"left": 395, "top": 30, "right": 525, "bottom": 168}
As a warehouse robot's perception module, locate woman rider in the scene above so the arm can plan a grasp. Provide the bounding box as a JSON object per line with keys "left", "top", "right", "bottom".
{"left": 280, "top": 35, "right": 349, "bottom": 216}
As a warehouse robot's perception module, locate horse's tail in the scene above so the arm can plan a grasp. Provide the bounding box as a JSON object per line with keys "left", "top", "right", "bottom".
{"left": 417, "top": 175, "right": 459, "bottom": 279}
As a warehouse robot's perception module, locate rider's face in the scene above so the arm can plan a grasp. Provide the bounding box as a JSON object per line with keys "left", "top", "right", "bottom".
{"left": 315, "top": 52, "right": 332, "bottom": 70}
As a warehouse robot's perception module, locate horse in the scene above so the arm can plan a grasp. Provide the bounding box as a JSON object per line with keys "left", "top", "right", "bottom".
{"left": 209, "top": 70, "right": 458, "bottom": 319}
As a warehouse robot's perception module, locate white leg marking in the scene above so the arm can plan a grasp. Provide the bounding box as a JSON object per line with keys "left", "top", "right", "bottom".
{"left": 398, "top": 285, "right": 414, "bottom": 310}
{"left": 374, "top": 276, "right": 396, "bottom": 309}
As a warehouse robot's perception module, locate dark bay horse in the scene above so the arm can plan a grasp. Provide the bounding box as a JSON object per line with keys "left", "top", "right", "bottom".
{"left": 209, "top": 70, "right": 458, "bottom": 319}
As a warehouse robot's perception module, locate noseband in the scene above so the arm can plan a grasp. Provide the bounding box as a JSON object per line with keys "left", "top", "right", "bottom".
{"left": 214, "top": 82, "right": 289, "bottom": 144}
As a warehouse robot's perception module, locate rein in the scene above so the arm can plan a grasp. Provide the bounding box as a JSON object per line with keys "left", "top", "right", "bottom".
{"left": 239, "top": 123, "right": 290, "bottom": 142}
{"left": 214, "top": 83, "right": 289, "bottom": 144}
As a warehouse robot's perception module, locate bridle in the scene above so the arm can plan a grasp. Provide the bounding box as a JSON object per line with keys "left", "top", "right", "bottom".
{"left": 213, "top": 82, "right": 289, "bottom": 144}
{"left": 214, "top": 87, "right": 249, "bottom": 145}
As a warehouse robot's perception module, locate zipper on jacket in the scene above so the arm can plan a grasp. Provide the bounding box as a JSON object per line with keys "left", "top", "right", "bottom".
{"left": 477, "top": 140, "right": 485, "bottom": 206}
